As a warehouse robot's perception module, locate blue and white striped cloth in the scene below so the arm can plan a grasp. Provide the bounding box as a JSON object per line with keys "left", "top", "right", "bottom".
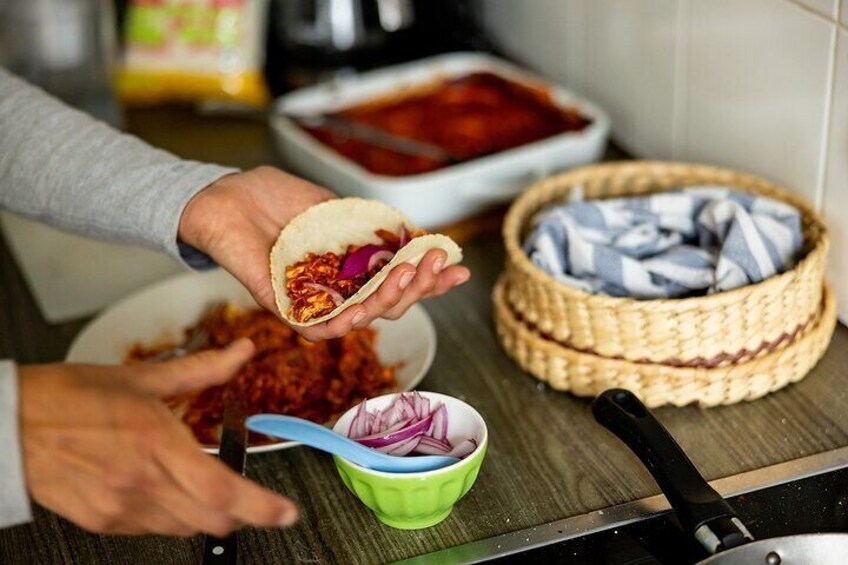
{"left": 523, "top": 186, "right": 803, "bottom": 299}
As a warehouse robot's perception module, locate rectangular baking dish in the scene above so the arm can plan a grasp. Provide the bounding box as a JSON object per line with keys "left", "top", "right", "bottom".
{"left": 271, "top": 52, "right": 610, "bottom": 228}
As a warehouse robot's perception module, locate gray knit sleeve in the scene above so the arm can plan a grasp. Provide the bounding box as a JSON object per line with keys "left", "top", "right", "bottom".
{"left": 0, "top": 362, "right": 32, "bottom": 528}
{"left": 0, "top": 66, "right": 237, "bottom": 268}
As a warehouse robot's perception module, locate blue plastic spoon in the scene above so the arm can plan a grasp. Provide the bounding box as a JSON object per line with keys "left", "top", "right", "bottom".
{"left": 246, "top": 414, "right": 459, "bottom": 473}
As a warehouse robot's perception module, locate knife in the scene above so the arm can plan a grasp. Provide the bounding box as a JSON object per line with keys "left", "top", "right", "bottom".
{"left": 202, "top": 392, "right": 247, "bottom": 565}
{"left": 296, "top": 114, "right": 460, "bottom": 164}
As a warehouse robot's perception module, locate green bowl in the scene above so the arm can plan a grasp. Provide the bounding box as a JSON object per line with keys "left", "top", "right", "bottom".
{"left": 332, "top": 392, "right": 489, "bottom": 530}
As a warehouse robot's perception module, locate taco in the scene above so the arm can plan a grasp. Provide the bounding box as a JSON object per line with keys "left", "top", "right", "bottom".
{"left": 270, "top": 198, "right": 463, "bottom": 326}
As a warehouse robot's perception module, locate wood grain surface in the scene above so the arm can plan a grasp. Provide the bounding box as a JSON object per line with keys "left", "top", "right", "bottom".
{"left": 1, "top": 109, "right": 847, "bottom": 564}
{"left": 3, "top": 234, "right": 848, "bottom": 565}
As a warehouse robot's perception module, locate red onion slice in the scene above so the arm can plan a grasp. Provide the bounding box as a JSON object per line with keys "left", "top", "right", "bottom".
{"left": 355, "top": 418, "right": 412, "bottom": 441}
{"left": 346, "top": 392, "right": 478, "bottom": 461}
{"left": 417, "top": 435, "right": 452, "bottom": 453}
{"left": 430, "top": 404, "right": 448, "bottom": 441}
{"left": 338, "top": 244, "right": 392, "bottom": 280}
{"left": 367, "top": 250, "right": 394, "bottom": 272}
{"left": 398, "top": 227, "right": 410, "bottom": 248}
{"left": 378, "top": 433, "right": 423, "bottom": 456}
{"left": 357, "top": 414, "right": 433, "bottom": 449}
{"left": 371, "top": 409, "right": 386, "bottom": 435}
{"left": 348, "top": 401, "right": 369, "bottom": 439}
{"left": 401, "top": 395, "right": 417, "bottom": 420}
{"left": 303, "top": 282, "right": 344, "bottom": 307}
{"left": 447, "top": 438, "right": 478, "bottom": 459}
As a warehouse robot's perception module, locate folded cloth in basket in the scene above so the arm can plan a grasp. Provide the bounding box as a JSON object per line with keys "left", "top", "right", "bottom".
{"left": 523, "top": 187, "right": 803, "bottom": 299}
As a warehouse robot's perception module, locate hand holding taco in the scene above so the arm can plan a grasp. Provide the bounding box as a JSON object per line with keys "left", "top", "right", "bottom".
{"left": 271, "top": 198, "right": 464, "bottom": 327}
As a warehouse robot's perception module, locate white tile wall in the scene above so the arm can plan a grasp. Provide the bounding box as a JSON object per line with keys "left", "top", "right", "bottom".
{"left": 678, "top": 0, "right": 833, "bottom": 205}
{"left": 823, "top": 30, "right": 848, "bottom": 321}
{"left": 482, "top": 1, "right": 588, "bottom": 95}
{"left": 482, "top": 0, "right": 679, "bottom": 159}
{"left": 795, "top": 0, "right": 838, "bottom": 19}
{"left": 582, "top": 1, "right": 679, "bottom": 158}
{"left": 482, "top": 0, "right": 848, "bottom": 322}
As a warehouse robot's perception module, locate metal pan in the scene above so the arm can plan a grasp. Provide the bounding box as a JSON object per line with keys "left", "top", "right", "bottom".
{"left": 592, "top": 389, "right": 848, "bottom": 565}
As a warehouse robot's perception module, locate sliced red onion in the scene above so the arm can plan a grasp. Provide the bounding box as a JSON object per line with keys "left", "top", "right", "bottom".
{"left": 371, "top": 409, "right": 386, "bottom": 435}
{"left": 401, "top": 396, "right": 417, "bottom": 420}
{"left": 447, "top": 438, "right": 478, "bottom": 459}
{"left": 356, "top": 418, "right": 412, "bottom": 441}
{"left": 348, "top": 401, "right": 369, "bottom": 439}
{"left": 303, "top": 282, "right": 344, "bottom": 307}
{"left": 384, "top": 398, "right": 405, "bottom": 428}
{"left": 378, "top": 433, "right": 423, "bottom": 456}
{"left": 338, "top": 244, "right": 391, "bottom": 280}
{"left": 367, "top": 250, "right": 394, "bottom": 272}
{"left": 398, "top": 227, "right": 410, "bottom": 248}
{"left": 357, "top": 414, "right": 433, "bottom": 449}
{"left": 416, "top": 435, "right": 452, "bottom": 453}
{"left": 412, "top": 391, "right": 423, "bottom": 419}
{"left": 430, "top": 404, "right": 448, "bottom": 441}
{"left": 346, "top": 392, "right": 477, "bottom": 461}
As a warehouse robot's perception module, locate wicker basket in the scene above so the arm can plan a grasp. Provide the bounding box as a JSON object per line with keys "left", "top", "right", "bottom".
{"left": 493, "top": 277, "right": 836, "bottom": 407}
{"left": 503, "top": 161, "right": 830, "bottom": 367}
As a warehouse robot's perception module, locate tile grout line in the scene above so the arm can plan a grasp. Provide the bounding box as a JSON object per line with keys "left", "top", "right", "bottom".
{"left": 671, "top": 0, "right": 690, "bottom": 161}
{"left": 780, "top": 0, "right": 838, "bottom": 23}
{"left": 815, "top": 25, "right": 839, "bottom": 212}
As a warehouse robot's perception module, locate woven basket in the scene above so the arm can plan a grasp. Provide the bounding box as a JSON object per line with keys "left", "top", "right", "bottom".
{"left": 503, "top": 161, "right": 830, "bottom": 367}
{"left": 493, "top": 277, "right": 836, "bottom": 407}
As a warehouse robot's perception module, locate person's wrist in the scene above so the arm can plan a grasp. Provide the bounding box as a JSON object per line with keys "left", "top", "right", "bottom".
{"left": 178, "top": 173, "right": 239, "bottom": 254}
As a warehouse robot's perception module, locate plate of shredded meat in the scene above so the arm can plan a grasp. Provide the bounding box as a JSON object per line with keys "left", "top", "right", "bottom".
{"left": 65, "top": 269, "right": 436, "bottom": 453}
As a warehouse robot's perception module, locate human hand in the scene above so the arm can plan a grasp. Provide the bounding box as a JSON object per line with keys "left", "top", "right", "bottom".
{"left": 178, "top": 166, "right": 470, "bottom": 341}
{"left": 19, "top": 339, "right": 297, "bottom": 536}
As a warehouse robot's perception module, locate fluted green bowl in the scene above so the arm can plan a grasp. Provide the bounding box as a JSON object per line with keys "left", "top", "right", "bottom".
{"left": 332, "top": 392, "right": 488, "bottom": 530}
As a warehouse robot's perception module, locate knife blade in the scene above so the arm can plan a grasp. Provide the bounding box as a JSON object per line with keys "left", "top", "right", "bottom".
{"left": 296, "top": 114, "right": 460, "bottom": 164}
{"left": 202, "top": 391, "right": 247, "bottom": 565}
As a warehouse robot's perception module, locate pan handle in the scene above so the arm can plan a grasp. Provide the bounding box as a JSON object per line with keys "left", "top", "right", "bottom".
{"left": 592, "top": 389, "right": 754, "bottom": 554}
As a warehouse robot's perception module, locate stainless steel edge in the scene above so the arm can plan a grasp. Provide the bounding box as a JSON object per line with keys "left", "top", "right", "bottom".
{"left": 392, "top": 446, "right": 848, "bottom": 565}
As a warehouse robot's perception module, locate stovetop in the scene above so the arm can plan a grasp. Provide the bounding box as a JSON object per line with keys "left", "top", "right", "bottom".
{"left": 396, "top": 447, "right": 848, "bottom": 565}
{"left": 495, "top": 466, "right": 848, "bottom": 564}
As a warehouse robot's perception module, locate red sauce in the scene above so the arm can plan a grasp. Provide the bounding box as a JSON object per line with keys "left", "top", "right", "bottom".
{"left": 300, "top": 72, "right": 592, "bottom": 177}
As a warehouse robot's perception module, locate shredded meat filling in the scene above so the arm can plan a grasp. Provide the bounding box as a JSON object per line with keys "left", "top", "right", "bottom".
{"left": 285, "top": 227, "right": 426, "bottom": 323}
{"left": 127, "top": 306, "right": 396, "bottom": 446}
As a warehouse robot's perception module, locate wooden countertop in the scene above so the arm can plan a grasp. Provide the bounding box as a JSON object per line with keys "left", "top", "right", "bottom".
{"left": 2, "top": 108, "right": 847, "bottom": 564}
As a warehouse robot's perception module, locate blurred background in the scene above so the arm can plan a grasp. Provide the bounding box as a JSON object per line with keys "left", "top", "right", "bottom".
{"left": 0, "top": 0, "right": 845, "bottom": 326}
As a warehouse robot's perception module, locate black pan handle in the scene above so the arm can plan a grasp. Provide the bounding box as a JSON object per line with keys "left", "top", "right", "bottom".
{"left": 592, "top": 389, "right": 753, "bottom": 554}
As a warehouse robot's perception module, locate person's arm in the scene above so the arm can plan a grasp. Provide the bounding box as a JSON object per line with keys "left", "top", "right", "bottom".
{"left": 0, "top": 361, "right": 32, "bottom": 528}
{"left": 0, "top": 67, "right": 233, "bottom": 269}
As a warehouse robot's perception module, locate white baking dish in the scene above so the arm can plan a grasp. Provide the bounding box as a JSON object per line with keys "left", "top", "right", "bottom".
{"left": 271, "top": 52, "right": 610, "bottom": 228}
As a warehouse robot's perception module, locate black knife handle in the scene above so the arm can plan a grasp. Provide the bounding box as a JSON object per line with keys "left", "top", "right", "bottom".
{"left": 201, "top": 425, "right": 246, "bottom": 565}
{"left": 202, "top": 534, "right": 237, "bottom": 565}
{"left": 592, "top": 389, "right": 751, "bottom": 552}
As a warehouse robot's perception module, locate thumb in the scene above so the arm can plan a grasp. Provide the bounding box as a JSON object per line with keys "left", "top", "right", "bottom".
{"left": 136, "top": 338, "right": 255, "bottom": 398}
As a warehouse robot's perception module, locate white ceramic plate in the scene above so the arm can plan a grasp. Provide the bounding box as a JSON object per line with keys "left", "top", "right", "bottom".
{"left": 66, "top": 269, "right": 437, "bottom": 454}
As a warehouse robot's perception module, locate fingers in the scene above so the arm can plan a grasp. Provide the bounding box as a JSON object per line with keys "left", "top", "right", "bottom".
{"left": 292, "top": 253, "right": 471, "bottom": 340}
{"left": 134, "top": 339, "right": 255, "bottom": 398}
{"left": 294, "top": 303, "right": 367, "bottom": 342}
{"left": 352, "top": 263, "right": 417, "bottom": 327}
{"left": 156, "top": 424, "right": 298, "bottom": 531}
{"left": 381, "top": 250, "right": 446, "bottom": 320}
{"left": 429, "top": 265, "right": 471, "bottom": 298}
{"left": 51, "top": 456, "right": 202, "bottom": 536}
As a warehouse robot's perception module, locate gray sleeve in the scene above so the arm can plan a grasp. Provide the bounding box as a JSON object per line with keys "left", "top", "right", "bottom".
{"left": 0, "top": 361, "right": 32, "bottom": 528}
{"left": 0, "top": 67, "right": 238, "bottom": 269}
